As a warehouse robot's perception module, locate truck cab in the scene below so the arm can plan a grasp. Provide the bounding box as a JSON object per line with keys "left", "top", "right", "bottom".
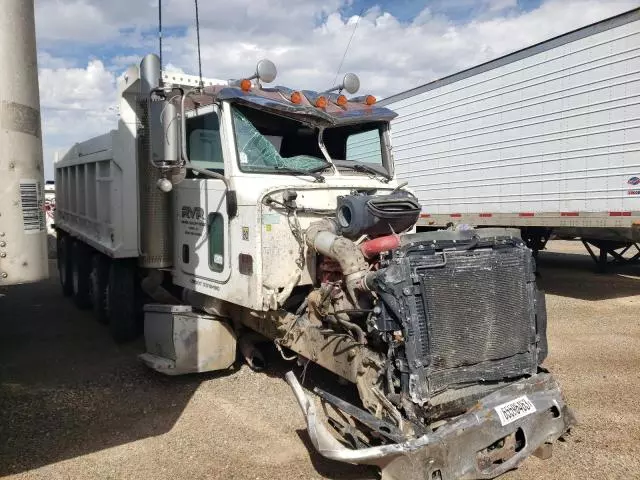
{"left": 174, "top": 88, "right": 400, "bottom": 312}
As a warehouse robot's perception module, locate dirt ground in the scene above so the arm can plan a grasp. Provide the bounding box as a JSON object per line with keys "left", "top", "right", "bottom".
{"left": 1, "top": 240, "right": 639, "bottom": 480}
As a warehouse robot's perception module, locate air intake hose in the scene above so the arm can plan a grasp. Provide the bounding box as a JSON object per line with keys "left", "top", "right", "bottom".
{"left": 305, "top": 219, "right": 368, "bottom": 303}
{"left": 306, "top": 220, "right": 367, "bottom": 275}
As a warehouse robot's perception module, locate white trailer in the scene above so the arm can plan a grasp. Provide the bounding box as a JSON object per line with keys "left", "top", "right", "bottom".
{"left": 380, "top": 7, "right": 640, "bottom": 269}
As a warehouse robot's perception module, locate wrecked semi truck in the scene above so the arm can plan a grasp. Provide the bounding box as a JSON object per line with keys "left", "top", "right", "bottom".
{"left": 54, "top": 53, "right": 573, "bottom": 479}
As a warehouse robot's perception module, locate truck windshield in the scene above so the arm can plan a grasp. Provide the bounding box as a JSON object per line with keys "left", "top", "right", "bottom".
{"left": 232, "top": 105, "right": 389, "bottom": 176}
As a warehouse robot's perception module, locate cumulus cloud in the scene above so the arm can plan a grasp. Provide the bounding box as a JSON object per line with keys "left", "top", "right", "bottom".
{"left": 35, "top": 0, "right": 638, "bottom": 179}
{"left": 39, "top": 59, "right": 118, "bottom": 177}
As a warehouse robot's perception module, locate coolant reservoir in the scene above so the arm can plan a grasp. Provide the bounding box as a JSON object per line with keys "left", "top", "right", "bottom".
{"left": 0, "top": 0, "right": 48, "bottom": 285}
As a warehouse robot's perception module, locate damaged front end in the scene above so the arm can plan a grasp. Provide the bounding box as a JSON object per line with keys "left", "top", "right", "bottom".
{"left": 287, "top": 370, "right": 573, "bottom": 480}
{"left": 273, "top": 191, "right": 575, "bottom": 479}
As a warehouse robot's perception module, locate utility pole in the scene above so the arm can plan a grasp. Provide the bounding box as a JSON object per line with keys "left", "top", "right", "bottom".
{"left": 0, "top": 0, "right": 48, "bottom": 285}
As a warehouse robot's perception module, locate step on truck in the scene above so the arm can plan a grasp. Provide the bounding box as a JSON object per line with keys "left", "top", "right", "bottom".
{"left": 54, "top": 53, "right": 574, "bottom": 479}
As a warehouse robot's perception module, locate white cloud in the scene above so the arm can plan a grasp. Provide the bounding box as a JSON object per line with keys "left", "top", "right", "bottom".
{"left": 39, "top": 60, "right": 118, "bottom": 178}
{"left": 35, "top": 0, "right": 639, "bottom": 179}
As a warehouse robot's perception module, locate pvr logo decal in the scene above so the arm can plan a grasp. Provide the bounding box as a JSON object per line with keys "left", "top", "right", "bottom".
{"left": 182, "top": 206, "right": 205, "bottom": 220}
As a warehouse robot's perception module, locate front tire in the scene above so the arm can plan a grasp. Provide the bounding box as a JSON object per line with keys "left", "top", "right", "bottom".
{"left": 107, "top": 260, "right": 139, "bottom": 342}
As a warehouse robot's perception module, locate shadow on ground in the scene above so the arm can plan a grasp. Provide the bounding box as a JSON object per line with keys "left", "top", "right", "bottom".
{"left": 536, "top": 249, "right": 640, "bottom": 301}
{"left": 0, "top": 262, "right": 209, "bottom": 476}
{"left": 0, "top": 263, "right": 373, "bottom": 480}
{"left": 296, "top": 430, "right": 377, "bottom": 480}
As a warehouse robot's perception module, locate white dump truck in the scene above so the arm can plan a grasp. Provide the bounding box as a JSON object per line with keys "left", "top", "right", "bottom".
{"left": 54, "top": 53, "right": 573, "bottom": 479}
{"left": 380, "top": 7, "right": 640, "bottom": 271}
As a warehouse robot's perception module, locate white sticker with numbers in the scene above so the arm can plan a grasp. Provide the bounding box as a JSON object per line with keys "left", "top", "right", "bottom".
{"left": 494, "top": 396, "right": 536, "bottom": 426}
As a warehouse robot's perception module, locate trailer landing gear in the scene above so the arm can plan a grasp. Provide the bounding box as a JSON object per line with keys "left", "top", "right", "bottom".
{"left": 582, "top": 239, "right": 640, "bottom": 273}
{"left": 521, "top": 227, "right": 552, "bottom": 258}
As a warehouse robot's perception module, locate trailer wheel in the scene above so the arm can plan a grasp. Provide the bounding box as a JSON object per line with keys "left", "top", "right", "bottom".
{"left": 71, "top": 241, "right": 92, "bottom": 309}
{"left": 90, "top": 254, "right": 110, "bottom": 324}
{"left": 57, "top": 234, "right": 73, "bottom": 297}
{"left": 107, "top": 260, "right": 139, "bottom": 342}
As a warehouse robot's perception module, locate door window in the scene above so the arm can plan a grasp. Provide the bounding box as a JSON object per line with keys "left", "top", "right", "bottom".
{"left": 187, "top": 113, "right": 224, "bottom": 172}
{"left": 208, "top": 213, "right": 224, "bottom": 273}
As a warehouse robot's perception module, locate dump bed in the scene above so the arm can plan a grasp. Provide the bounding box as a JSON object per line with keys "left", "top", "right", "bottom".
{"left": 54, "top": 130, "right": 140, "bottom": 258}
{"left": 381, "top": 8, "right": 640, "bottom": 240}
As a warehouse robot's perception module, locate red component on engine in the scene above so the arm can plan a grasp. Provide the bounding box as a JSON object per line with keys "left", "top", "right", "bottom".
{"left": 318, "top": 256, "right": 342, "bottom": 284}
{"left": 360, "top": 234, "right": 401, "bottom": 259}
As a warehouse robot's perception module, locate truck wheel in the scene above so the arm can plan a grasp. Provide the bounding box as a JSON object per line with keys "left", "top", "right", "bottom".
{"left": 107, "top": 260, "right": 139, "bottom": 342}
{"left": 90, "top": 254, "right": 110, "bottom": 324}
{"left": 57, "top": 234, "right": 73, "bottom": 297}
{"left": 71, "top": 241, "right": 92, "bottom": 309}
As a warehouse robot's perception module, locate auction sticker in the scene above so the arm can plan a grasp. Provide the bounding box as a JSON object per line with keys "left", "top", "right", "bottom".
{"left": 494, "top": 396, "right": 536, "bottom": 426}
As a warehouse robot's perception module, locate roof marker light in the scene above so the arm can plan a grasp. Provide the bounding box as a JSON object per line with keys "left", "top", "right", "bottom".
{"left": 291, "top": 91, "right": 303, "bottom": 104}
{"left": 240, "top": 79, "right": 252, "bottom": 91}
{"left": 336, "top": 94, "right": 347, "bottom": 106}
{"left": 315, "top": 96, "right": 328, "bottom": 108}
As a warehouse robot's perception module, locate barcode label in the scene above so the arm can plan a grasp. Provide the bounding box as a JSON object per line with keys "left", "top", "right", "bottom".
{"left": 19, "top": 180, "right": 45, "bottom": 234}
{"left": 494, "top": 395, "right": 536, "bottom": 426}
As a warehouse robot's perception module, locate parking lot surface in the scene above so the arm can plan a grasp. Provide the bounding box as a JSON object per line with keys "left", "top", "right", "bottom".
{"left": 1, "top": 241, "right": 639, "bottom": 479}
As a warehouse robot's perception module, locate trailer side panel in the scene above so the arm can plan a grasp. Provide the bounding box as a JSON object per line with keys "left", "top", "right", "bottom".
{"left": 382, "top": 9, "right": 640, "bottom": 235}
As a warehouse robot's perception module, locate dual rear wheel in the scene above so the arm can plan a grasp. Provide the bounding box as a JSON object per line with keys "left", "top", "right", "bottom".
{"left": 56, "top": 232, "right": 139, "bottom": 342}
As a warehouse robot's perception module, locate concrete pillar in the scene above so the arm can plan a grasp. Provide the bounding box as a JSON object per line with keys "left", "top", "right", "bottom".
{"left": 0, "top": 0, "right": 48, "bottom": 285}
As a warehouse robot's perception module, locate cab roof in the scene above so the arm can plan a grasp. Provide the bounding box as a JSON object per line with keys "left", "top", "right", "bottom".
{"left": 185, "top": 85, "right": 397, "bottom": 127}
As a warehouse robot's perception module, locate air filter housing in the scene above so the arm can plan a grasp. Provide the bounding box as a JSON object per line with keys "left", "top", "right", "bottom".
{"left": 336, "top": 191, "right": 420, "bottom": 239}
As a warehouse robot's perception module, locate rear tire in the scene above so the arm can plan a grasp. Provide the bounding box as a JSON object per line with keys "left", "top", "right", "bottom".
{"left": 71, "top": 241, "right": 92, "bottom": 309}
{"left": 107, "top": 260, "right": 139, "bottom": 342}
{"left": 57, "top": 234, "right": 73, "bottom": 297}
{"left": 90, "top": 254, "right": 110, "bottom": 324}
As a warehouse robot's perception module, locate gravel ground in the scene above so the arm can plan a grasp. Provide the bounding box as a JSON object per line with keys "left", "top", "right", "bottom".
{"left": 1, "top": 240, "right": 639, "bottom": 480}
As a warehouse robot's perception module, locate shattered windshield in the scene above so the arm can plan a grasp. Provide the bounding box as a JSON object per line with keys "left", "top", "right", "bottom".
{"left": 232, "top": 105, "right": 389, "bottom": 175}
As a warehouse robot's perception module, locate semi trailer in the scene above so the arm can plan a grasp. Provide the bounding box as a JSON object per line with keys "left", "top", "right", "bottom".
{"left": 54, "top": 53, "right": 573, "bottom": 479}
{"left": 380, "top": 7, "right": 640, "bottom": 270}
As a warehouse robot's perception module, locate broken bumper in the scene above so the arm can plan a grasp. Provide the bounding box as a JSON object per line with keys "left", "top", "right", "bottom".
{"left": 285, "top": 371, "right": 575, "bottom": 480}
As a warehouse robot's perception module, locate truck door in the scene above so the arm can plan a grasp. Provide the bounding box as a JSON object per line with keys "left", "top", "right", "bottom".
{"left": 174, "top": 106, "right": 231, "bottom": 290}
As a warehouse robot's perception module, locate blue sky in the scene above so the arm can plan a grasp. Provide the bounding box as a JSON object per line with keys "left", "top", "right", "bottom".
{"left": 34, "top": 0, "right": 638, "bottom": 179}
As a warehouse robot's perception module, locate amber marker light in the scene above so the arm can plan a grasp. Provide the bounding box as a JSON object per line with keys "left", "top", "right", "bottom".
{"left": 365, "top": 95, "right": 376, "bottom": 105}
{"left": 336, "top": 95, "right": 348, "bottom": 106}
{"left": 315, "top": 96, "right": 328, "bottom": 108}
{"left": 290, "top": 91, "right": 303, "bottom": 104}
{"left": 240, "top": 79, "right": 252, "bottom": 91}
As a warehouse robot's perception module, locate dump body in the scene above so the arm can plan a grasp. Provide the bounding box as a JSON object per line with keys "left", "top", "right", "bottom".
{"left": 380, "top": 8, "right": 640, "bottom": 242}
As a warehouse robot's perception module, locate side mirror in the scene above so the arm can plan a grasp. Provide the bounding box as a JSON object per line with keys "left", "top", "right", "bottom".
{"left": 341, "top": 73, "right": 360, "bottom": 94}
{"left": 256, "top": 59, "right": 277, "bottom": 84}
{"left": 323, "top": 72, "right": 360, "bottom": 95}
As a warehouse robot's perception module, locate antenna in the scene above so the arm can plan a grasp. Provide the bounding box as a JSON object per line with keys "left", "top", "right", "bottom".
{"left": 194, "top": 0, "right": 203, "bottom": 88}
{"left": 332, "top": 7, "right": 365, "bottom": 88}
{"left": 158, "top": 0, "right": 163, "bottom": 76}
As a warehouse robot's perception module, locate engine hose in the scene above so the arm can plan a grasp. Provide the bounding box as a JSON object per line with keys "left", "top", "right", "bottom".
{"left": 326, "top": 314, "right": 366, "bottom": 344}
